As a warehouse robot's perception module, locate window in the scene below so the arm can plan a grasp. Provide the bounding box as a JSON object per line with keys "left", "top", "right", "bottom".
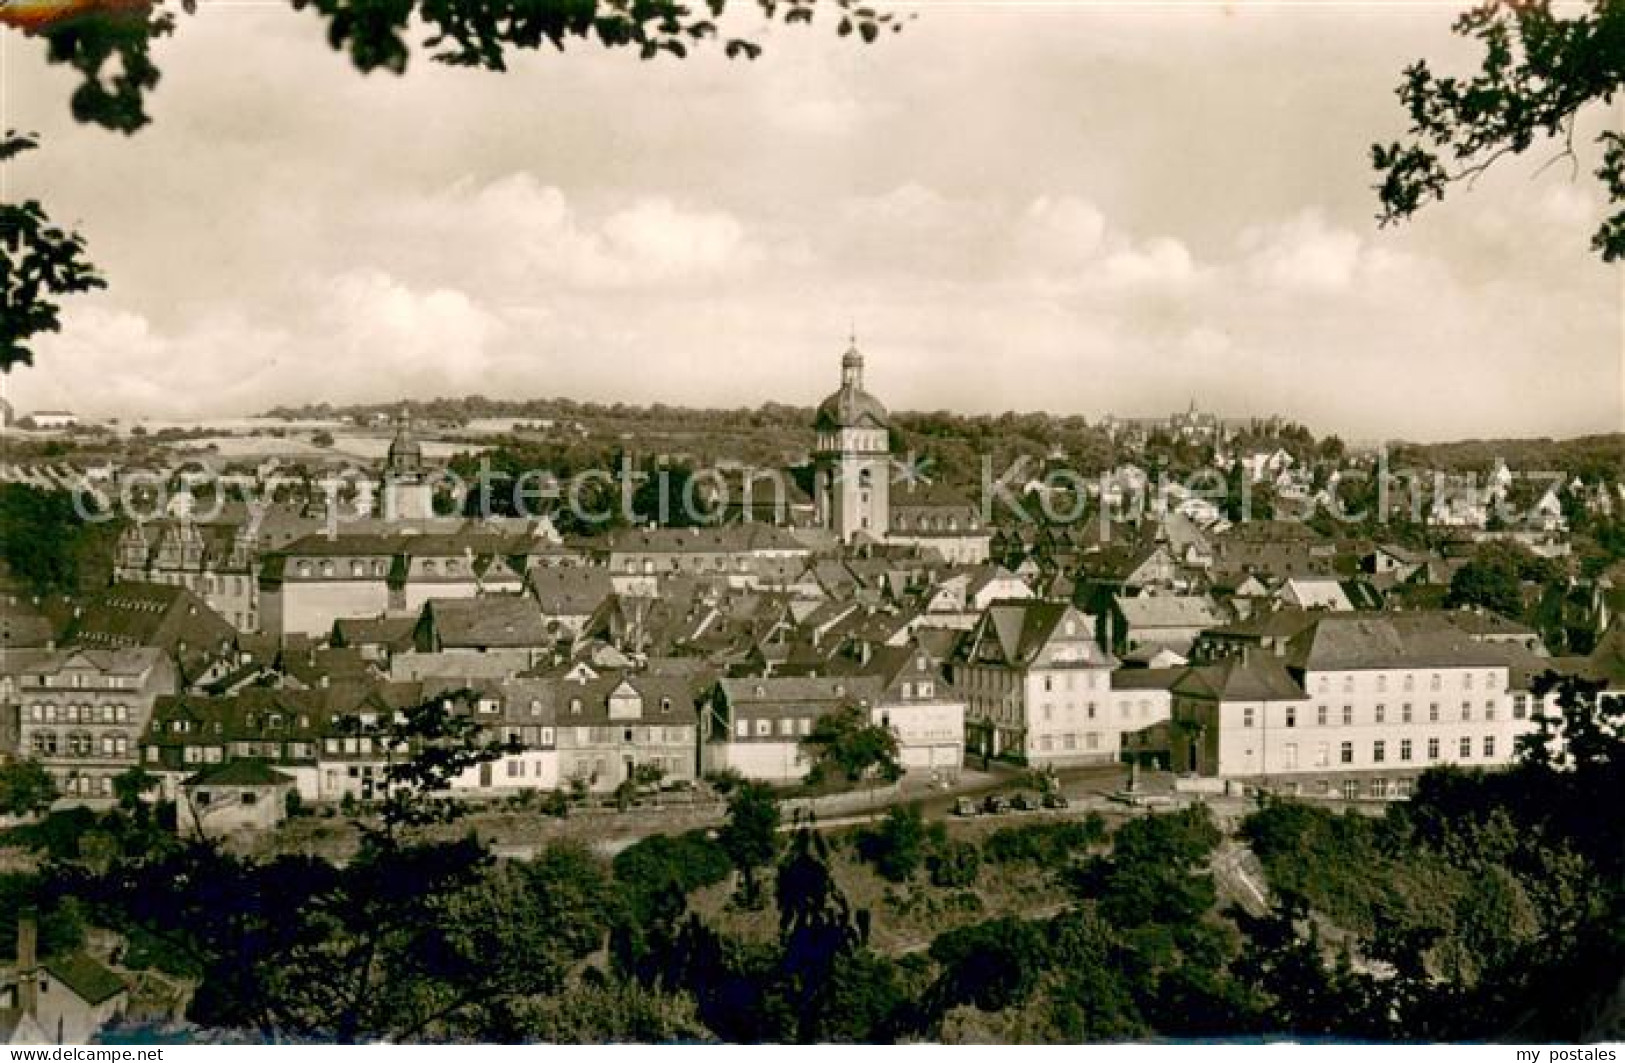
{"left": 1342, "top": 705, "right": 1353, "bottom": 726}
{"left": 1372, "top": 740, "right": 1385, "bottom": 764}
{"left": 1427, "top": 737, "right": 1440, "bottom": 759}
{"left": 1430, "top": 673, "right": 1441, "bottom": 692}
{"left": 755, "top": 719, "right": 771, "bottom": 737}
{"left": 1461, "top": 701, "right": 1472, "bottom": 722}
{"left": 1485, "top": 700, "right": 1496, "bottom": 721}
{"left": 1314, "top": 742, "right": 1329, "bottom": 767}
{"left": 1374, "top": 704, "right": 1386, "bottom": 724}
{"left": 1285, "top": 706, "right": 1296, "bottom": 729}
{"left": 1376, "top": 675, "right": 1387, "bottom": 693}
{"left": 1043, "top": 676, "right": 1053, "bottom": 693}
{"left": 735, "top": 720, "right": 749, "bottom": 738}
{"left": 1459, "top": 736, "right": 1472, "bottom": 759}
{"left": 1316, "top": 705, "right": 1327, "bottom": 726}
{"left": 1243, "top": 706, "right": 1254, "bottom": 728}
{"left": 1400, "top": 739, "right": 1412, "bottom": 762}
{"left": 1339, "top": 741, "right": 1353, "bottom": 765}
{"left": 1342, "top": 779, "right": 1360, "bottom": 800}
{"left": 1283, "top": 743, "right": 1298, "bottom": 769}
{"left": 1402, "top": 703, "right": 1413, "bottom": 724}
{"left": 1513, "top": 694, "right": 1528, "bottom": 720}
{"left": 778, "top": 718, "right": 795, "bottom": 737}
{"left": 1483, "top": 735, "right": 1495, "bottom": 758}
{"left": 1463, "top": 673, "right": 1474, "bottom": 691}
{"left": 1429, "top": 702, "right": 1440, "bottom": 723}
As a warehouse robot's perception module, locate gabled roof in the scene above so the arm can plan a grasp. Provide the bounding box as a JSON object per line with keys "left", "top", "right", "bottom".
{"left": 42, "top": 952, "right": 127, "bottom": 1006}
{"left": 1115, "top": 594, "right": 1226, "bottom": 630}
{"left": 67, "top": 582, "right": 235, "bottom": 675}
{"left": 421, "top": 595, "right": 550, "bottom": 648}
{"left": 960, "top": 600, "right": 1113, "bottom": 669}
{"left": 1284, "top": 614, "right": 1511, "bottom": 671}
{"left": 529, "top": 566, "right": 615, "bottom": 616}
{"left": 1172, "top": 654, "right": 1308, "bottom": 702}
{"left": 183, "top": 761, "right": 296, "bottom": 787}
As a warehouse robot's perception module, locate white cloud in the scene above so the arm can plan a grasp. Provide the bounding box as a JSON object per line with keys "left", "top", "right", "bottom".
{"left": 1241, "top": 210, "right": 1363, "bottom": 293}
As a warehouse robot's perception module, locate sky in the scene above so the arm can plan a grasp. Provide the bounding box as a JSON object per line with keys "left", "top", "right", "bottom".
{"left": 2, "top": 0, "right": 1621, "bottom": 442}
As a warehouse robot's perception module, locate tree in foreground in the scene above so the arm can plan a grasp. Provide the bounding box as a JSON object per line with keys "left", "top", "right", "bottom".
{"left": 800, "top": 703, "right": 902, "bottom": 787}
{"left": 716, "top": 780, "right": 779, "bottom": 908}
{"left": 0, "top": 757, "right": 58, "bottom": 818}
{"left": 1373, "top": 0, "right": 1625, "bottom": 260}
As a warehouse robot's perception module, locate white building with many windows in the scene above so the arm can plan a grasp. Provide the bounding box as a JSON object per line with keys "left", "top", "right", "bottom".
{"left": 1171, "top": 614, "right": 1541, "bottom": 800}
{"left": 953, "top": 600, "right": 1122, "bottom": 766}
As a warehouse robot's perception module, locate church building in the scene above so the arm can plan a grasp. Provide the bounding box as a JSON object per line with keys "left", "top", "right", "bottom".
{"left": 812, "top": 341, "right": 891, "bottom": 543}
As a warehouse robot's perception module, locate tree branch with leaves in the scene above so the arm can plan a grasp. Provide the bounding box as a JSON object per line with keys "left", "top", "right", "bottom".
{"left": 1372, "top": 0, "right": 1625, "bottom": 260}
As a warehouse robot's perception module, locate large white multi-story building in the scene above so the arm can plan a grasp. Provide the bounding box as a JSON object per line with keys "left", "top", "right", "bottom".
{"left": 1171, "top": 614, "right": 1542, "bottom": 799}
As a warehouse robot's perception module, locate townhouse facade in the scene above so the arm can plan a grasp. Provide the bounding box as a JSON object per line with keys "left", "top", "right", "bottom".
{"left": 953, "top": 600, "right": 1121, "bottom": 766}
{"left": 13, "top": 648, "right": 177, "bottom": 801}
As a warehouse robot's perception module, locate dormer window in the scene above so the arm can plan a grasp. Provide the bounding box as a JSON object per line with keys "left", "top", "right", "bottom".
{"left": 661, "top": 697, "right": 672, "bottom": 714}
{"left": 570, "top": 698, "right": 582, "bottom": 715}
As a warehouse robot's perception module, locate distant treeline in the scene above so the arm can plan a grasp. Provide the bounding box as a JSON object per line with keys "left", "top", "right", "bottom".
{"left": 1389, "top": 434, "right": 1624, "bottom": 481}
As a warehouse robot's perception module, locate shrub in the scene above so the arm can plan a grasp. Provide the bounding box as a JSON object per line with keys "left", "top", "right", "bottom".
{"left": 928, "top": 838, "right": 982, "bottom": 888}
{"left": 983, "top": 816, "right": 1106, "bottom": 869}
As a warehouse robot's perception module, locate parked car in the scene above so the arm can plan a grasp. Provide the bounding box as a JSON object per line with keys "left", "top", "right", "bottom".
{"left": 982, "top": 794, "right": 1011, "bottom": 815}
{"left": 1010, "top": 792, "right": 1037, "bottom": 812}
{"left": 953, "top": 797, "right": 981, "bottom": 817}
{"left": 1042, "top": 791, "right": 1070, "bottom": 809}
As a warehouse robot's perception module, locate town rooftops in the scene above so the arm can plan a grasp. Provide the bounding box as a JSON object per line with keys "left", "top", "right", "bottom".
{"left": 600, "top": 524, "right": 809, "bottom": 555}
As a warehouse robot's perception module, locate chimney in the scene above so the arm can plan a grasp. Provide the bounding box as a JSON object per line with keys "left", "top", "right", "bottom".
{"left": 18, "top": 910, "right": 39, "bottom": 1016}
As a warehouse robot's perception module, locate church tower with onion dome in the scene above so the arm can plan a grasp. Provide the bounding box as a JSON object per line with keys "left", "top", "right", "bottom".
{"left": 812, "top": 338, "right": 891, "bottom": 543}
{"left": 382, "top": 410, "right": 434, "bottom": 521}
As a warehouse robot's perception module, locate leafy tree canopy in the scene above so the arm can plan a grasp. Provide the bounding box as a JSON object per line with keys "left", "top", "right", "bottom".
{"left": 1373, "top": 0, "right": 1625, "bottom": 260}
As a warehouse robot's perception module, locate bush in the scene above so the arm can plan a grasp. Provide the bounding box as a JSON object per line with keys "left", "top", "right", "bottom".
{"left": 983, "top": 815, "right": 1107, "bottom": 869}
{"left": 928, "top": 838, "right": 982, "bottom": 888}
{"left": 855, "top": 803, "right": 939, "bottom": 883}
{"left": 613, "top": 829, "right": 731, "bottom": 923}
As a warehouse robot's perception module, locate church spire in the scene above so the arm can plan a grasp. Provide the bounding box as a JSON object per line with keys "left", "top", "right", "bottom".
{"left": 841, "top": 334, "right": 864, "bottom": 390}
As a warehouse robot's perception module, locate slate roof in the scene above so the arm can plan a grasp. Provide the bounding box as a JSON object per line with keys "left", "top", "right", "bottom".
{"left": 1284, "top": 614, "right": 1511, "bottom": 671}
{"left": 43, "top": 953, "right": 127, "bottom": 1006}
{"left": 960, "top": 600, "right": 1114, "bottom": 669}
{"left": 183, "top": 761, "right": 296, "bottom": 787}
{"left": 421, "top": 596, "right": 550, "bottom": 648}
{"left": 67, "top": 583, "right": 236, "bottom": 676}
{"left": 529, "top": 567, "right": 616, "bottom": 617}
{"left": 1115, "top": 594, "right": 1227, "bottom": 630}
{"left": 1172, "top": 654, "right": 1308, "bottom": 702}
